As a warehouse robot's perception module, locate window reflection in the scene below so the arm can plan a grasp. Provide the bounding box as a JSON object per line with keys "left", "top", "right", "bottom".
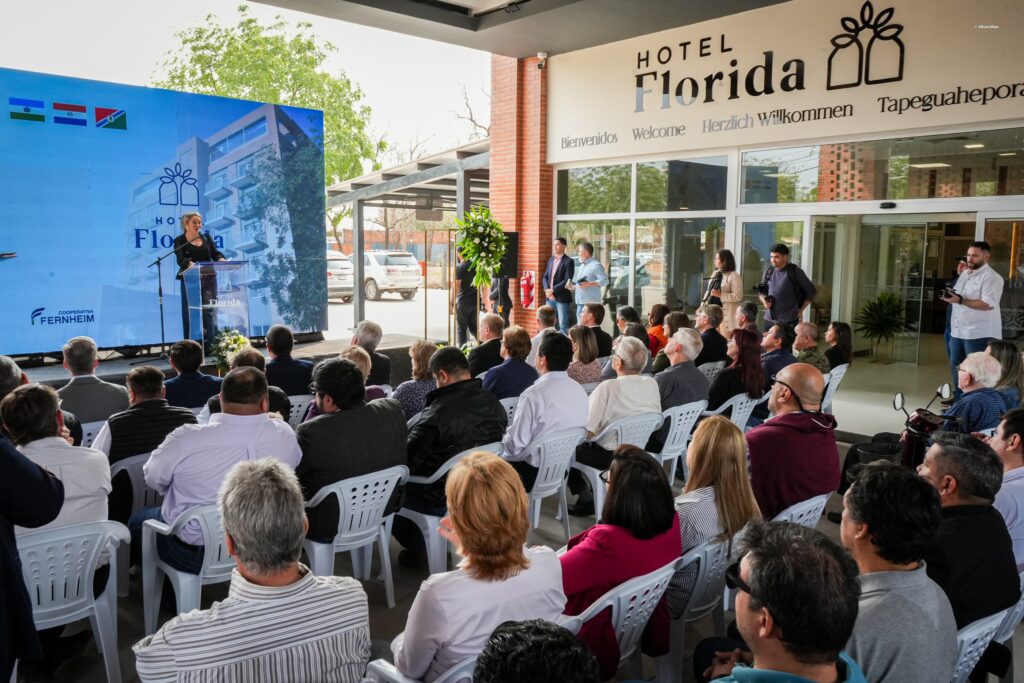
{"left": 556, "top": 165, "right": 631, "bottom": 214}
{"left": 636, "top": 157, "right": 728, "bottom": 212}
{"left": 634, "top": 218, "right": 724, "bottom": 316}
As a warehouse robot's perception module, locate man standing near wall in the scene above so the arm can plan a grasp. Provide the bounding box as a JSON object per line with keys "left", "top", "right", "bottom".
{"left": 568, "top": 242, "right": 608, "bottom": 323}
{"left": 542, "top": 237, "right": 574, "bottom": 334}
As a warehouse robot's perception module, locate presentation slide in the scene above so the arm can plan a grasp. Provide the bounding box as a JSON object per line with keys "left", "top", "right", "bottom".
{"left": 0, "top": 67, "right": 327, "bottom": 356}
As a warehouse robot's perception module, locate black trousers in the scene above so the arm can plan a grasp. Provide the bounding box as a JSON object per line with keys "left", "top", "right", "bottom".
{"left": 456, "top": 300, "right": 478, "bottom": 347}
{"left": 509, "top": 459, "right": 539, "bottom": 492}
{"left": 567, "top": 441, "right": 612, "bottom": 498}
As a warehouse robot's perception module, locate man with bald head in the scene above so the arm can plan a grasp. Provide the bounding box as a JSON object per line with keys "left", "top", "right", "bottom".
{"left": 745, "top": 362, "right": 840, "bottom": 519}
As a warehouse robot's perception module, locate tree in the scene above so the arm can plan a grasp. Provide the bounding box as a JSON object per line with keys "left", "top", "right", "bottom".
{"left": 154, "top": 4, "right": 386, "bottom": 185}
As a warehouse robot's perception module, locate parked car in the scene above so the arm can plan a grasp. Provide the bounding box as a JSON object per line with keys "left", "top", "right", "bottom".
{"left": 326, "top": 251, "right": 354, "bottom": 303}
{"left": 361, "top": 250, "right": 421, "bottom": 300}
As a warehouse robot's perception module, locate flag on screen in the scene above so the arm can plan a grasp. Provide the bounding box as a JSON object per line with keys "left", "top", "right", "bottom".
{"left": 53, "top": 102, "right": 87, "bottom": 126}
{"left": 95, "top": 107, "right": 127, "bottom": 130}
{"left": 9, "top": 97, "right": 45, "bottom": 122}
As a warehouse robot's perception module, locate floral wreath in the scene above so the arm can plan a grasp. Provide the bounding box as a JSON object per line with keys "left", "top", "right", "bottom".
{"left": 213, "top": 329, "right": 250, "bottom": 374}
{"left": 455, "top": 206, "right": 508, "bottom": 289}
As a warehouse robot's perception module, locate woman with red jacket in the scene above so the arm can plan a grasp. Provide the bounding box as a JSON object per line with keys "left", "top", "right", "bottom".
{"left": 559, "top": 445, "right": 681, "bottom": 680}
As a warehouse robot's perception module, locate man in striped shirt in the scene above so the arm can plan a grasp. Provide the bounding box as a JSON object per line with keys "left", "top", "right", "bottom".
{"left": 134, "top": 458, "right": 371, "bottom": 682}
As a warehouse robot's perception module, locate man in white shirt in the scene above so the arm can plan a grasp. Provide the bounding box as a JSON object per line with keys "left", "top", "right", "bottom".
{"left": 1, "top": 383, "right": 110, "bottom": 533}
{"left": 137, "top": 367, "right": 302, "bottom": 574}
{"left": 503, "top": 333, "right": 588, "bottom": 490}
{"left": 942, "top": 241, "right": 1004, "bottom": 400}
{"left": 134, "top": 458, "right": 370, "bottom": 682}
{"left": 526, "top": 305, "right": 559, "bottom": 367}
{"left": 980, "top": 407, "right": 1024, "bottom": 569}
{"left": 568, "top": 336, "right": 660, "bottom": 514}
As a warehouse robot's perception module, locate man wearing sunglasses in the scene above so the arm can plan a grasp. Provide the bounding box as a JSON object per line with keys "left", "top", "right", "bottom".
{"left": 745, "top": 363, "right": 839, "bottom": 520}
{"left": 701, "top": 521, "right": 866, "bottom": 682}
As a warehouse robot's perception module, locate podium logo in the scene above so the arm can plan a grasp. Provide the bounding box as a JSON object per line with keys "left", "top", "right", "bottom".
{"left": 827, "top": 1, "right": 905, "bottom": 91}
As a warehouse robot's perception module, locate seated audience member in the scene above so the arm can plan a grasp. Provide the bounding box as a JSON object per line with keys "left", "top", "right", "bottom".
{"left": 352, "top": 320, "right": 391, "bottom": 387}
{"left": 734, "top": 300, "right": 759, "bottom": 335}
{"left": 983, "top": 408, "right": 1024, "bottom": 568}
{"left": 600, "top": 322, "right": 653, "bottom": 381}
{"left": 793, "top": 322, "right": 832, "bottom": 374}
{"left": 0, "top": 354, "right": 83, "bottom": 445}
{"left": 569, "top": 336, "right": 660, "bottom": 515}
{"left": 474, "top": 619, "right": 599, "bottom": 683}
{"left": 826, "top": 321, "right": 854, "bottom": 370}
{"left": 693, "top": 304, "right": 728, "bottom": 368}
{"left": 918, "top": 431, "right": 1021, "bottom": 628}
{"left": 696, "top": 522, "right": 865, "bottom": 683}
{"left": 2, "top": 383, "right": 110, "bottom": 534}
{"left": 745, "top": 363, "right": 839, "bottom": 520}
{"left": 750, "top": 324, "right": 797, "bottom": 424}
{"left": 647, "top": 303, "right": 671, "bottom": 355}
{"left": 341, "top": 346, "right": 387, "bottom": 400}
{"left": 92, "top": 365, "right": 197, "bottom": 523}
{"left": 652, "top": 311, "right": 691, "bottom": 373}
{"left": 393, "top": 347, "right": 507, "bottom": 567}
{"left": 566, "top": 325, "right": 603, "bottom": 385}
{"left": 393, "top": 340, "right": 439, "bottom": 420}
{"left": 614, "top": 305, "right": 642, "bottom": 336}
{"left": 561, "top": 446, "right": 681, "bottom": 679}
{"left": 139, "top": 367, "right": 302, "bottom": 573}
{"left": 263, "top": 324, "right": 314, "bottom": 396}
{"left": 647, "top": 329, "right": 709, "bottom": 453}
{"left": 667, "top": 416, "right": 760, "bottom": 619}
{"left": 134, "top": 459, "right": 370, "bottom": 681}
{"left": 57, "top": 335, "right": 130, "bottom": 422}
{"left": 296, "top": 358, "right": 406, "bottom": 543}
{"left": 841, "top": 461, "right": 957, "bottom": 683}
{"left": 469, "top": 313, "right": 506, "bottom": 378}
{"left": 707, "top": 329, "right": 764, "bottom": 412}
{"left": 502, "top": 333, "right": 588, "bottom": 491}
{"left": 987, "top": 339, "right": 1024, "bottom": 410}
{"left": 0, "top": 437, "right": 64, "bottom": 682}
{"left": 526, "top": 305, "right": 560, "bottom": 367}
{"left": 943, "top": 351, "right": 1004, "bottom": 434}
{"left": 483, "top": 326, "right": 539, "bottom": 399}
{"left": 200, "top": 348, "right": 291, "bottom": 422}
{"left": 163, "top": 339, "right": 222, "bottom": 409}
{"left": 579, "top": 302, "right": 613, "bottom": 358}
{"left": 393, "top": 453, "right": 564, "bottom": 682}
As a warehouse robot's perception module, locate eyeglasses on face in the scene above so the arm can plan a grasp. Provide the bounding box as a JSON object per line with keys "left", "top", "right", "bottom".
{"left": 598, "top": 469, "right": 610, "bottom": 485}
{"left": 725, "top": 561, "right": 752, "bottom": 595}
{"left": 770, "top": 374, "right": 807, "bottom": 413}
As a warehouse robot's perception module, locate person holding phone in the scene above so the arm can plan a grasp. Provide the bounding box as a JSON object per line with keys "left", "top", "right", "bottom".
{"left": 568, "top": 242, "right": 608, "bottom": 322}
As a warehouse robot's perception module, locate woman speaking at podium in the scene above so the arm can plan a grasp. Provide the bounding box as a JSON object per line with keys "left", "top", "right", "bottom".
{"left": 174, "top": 211, "right": 226, "bottom": 345}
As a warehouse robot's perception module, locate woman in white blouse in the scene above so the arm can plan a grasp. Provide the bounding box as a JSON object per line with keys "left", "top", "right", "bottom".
{"left": 393, "top": 452, "right": 565, "bottom": 682}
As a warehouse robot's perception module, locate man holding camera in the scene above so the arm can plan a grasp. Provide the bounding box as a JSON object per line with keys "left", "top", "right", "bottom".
{"left": 756, "top": 243, "right": 816, "bottom": 329}
{"left": 941, "top": 241, "right": 1004, "bottom": 400}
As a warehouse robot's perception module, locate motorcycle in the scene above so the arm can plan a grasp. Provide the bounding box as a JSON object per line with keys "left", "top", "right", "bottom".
{"left": 892, "top": 383, "right": 953, "bottom": 470}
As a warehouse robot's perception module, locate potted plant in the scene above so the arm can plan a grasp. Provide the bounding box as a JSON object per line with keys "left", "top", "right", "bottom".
{"left": 852, "top": 291, "right": 908, "bottom": 363}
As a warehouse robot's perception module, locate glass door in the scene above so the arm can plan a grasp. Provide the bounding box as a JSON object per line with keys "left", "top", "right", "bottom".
{"left": 981, "top": 214, "right": 1024, "bottom": 340}
{"left": 739, "top": 218, "right": 809, "bottom": 329}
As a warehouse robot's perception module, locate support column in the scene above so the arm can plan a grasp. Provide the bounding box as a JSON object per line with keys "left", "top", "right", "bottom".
{"left": 352, "top": 198, "right": 365, "bottom": 325}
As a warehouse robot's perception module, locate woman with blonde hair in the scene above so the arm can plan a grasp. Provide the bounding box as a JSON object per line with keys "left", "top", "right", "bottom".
{"left": 339, "top": 346, "right": 386, "bottom": 400}
{"left": 566, "top": 325, "right": 603, "bottom": 384}
{"left": 987, "top": 339, "right": 1024, "bottom": 410}
{"left": 394, "top": 452, "right": 565, "bottom": 682}
{"left": 665, "top": 415, "right": 761, "bottom": 618}
{"left": 393, "top": 340, "right": 438, "bottom": 419}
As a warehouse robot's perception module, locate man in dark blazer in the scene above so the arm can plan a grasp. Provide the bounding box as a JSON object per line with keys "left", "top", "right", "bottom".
{"left": 296, "top": 358, "right": 407, "bottom": 542}
{"left": 468, "top": 314, "right": 505, "bottom": 378}
{"left": 580, "top": 303, "right": 613, "bottom": 358}
{"left": 164, "top": 339, "right": 222, "bottom": 409}
{"left": 542, "top": 237, "right": 575, "bottom": 334}
{"left": 352, "top": 320, "right": 391, "bottom": 387}
{"left": 694, "top": 304, "right": 729, "bottom": 367}
{"left": 56, "top": 336, "right": 129, "bottom": 423}
{"left": 264, "top": 324, "right": 314, "bottom": 396}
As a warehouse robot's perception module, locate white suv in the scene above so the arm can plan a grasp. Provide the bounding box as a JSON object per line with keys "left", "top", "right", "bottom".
{"left": 361, "top": 250, "right": 422, "bottom": 300}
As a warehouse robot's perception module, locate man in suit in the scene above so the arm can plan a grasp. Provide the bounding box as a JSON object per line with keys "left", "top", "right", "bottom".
{"left": 694, "top": 304, "right": 729, "bottom": 367}
{"left": 164, "top": 339, "right": 222, "bottom": 409}
{"left": 264, "top": 324, "right": 313, "bottom": 396}
{"left": 542, "top": 237, "right": 575, "bottom": 334}
{"left": 469, "top": 314, "right": 505, "bottom": 377}
{"left": 57, "top": 336, "right": 129, "bottom": 423}
{"left": 579, "top": 303, "right": 613, "bottom": 358}
{"left": 352, "top": 320, "right": 391, "bottom": 387}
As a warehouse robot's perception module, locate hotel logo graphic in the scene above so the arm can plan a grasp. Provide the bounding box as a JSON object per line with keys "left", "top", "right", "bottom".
{"left": 827, "top": 1, "right": 906, "bottom": 90}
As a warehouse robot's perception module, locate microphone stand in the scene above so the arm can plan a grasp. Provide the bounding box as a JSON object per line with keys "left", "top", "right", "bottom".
{"left": 133, "top": 236, "right": 197, "bottom": 365}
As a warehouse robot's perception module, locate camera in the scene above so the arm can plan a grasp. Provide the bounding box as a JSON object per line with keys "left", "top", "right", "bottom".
{"left": 753, "top": 282, "right": 770, "bottom": 296}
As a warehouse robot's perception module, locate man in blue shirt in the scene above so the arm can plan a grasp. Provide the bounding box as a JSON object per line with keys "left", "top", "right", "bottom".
{"left": 944, "top": 351, "right": 1004, "bottom": 434}
{"left": 567, "top": 241, "right": 608, "bottom": 322}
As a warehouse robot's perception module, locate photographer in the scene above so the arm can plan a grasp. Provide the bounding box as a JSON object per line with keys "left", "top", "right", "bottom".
{"left": 756, "top": 244, "right": 816, "bottom": 328}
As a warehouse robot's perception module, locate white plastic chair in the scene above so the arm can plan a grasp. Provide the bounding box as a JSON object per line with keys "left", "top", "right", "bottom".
{"left": 380, "top": 384, "right": 394, "bottom": 397}
{"left": 288, "top": 394, "right": 314, "bottom": 427}
{"left": 109, "top": 452, "right": 161, "bottom": 596}
{"left": 995, "top": 571, "right": 1024, "bottom": 683}
{"left": 397, "top": 442, "right": 502, "bottom": 575}
{"left": 771, "top": 493, "right": 832, "bottom": 527}
{"left": 189, "top": 406, "right": 204, "bottom": 416}
{"left": 697, "top": 360, "right": 727, "bottom": 385}
{"left": 564, "top": 557, "right": 681, "bottom": 680}
{"left": 951, "top": 609, "right": 1009, "bottom": 683}
{"left": 657, "top": 539, "right": 731, "bottom": 683}
{"left": 142, "top": 504, "right": 235, "bottom": 635}
{"left": 650, "top": 400, "right": 707, "bottom": 482}
{"left": 580, "top": 381, "right": 601, "bottom": 395}
{"left": 18, "top": 521, "right": 130, "bottom": 683}
{"left": 701, "top": 392, "right": 765, "bottom": 433}
{"left": 407, "top": 411, "right": 423, "bottom": 430}
{"left": 499, "top": 396, "right": 519, "bottom": 423}
{"left": 822, "top": 363, "right": 849, "bottom": 414}
{"left": 518, "top": 427, "right": 587, "bottom": 541}
{"left": 366, "top": 656, "right": 477, "bottom": 683}
{"left": 570, "top": 412, "right": 663, "bottom": 522}
{"left": 81, "top": 420, "right": 105, "bottom": 448}
{"left": 303, "top": 465, "right": 408, "bottom": 608}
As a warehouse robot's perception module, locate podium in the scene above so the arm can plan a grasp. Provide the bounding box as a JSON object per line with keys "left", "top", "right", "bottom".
{"left": 182, "top": 261, "right": 250, "bottom": 349}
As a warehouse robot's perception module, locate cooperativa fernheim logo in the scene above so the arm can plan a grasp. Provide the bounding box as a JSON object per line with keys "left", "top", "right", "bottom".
{"left": 826, "top": 1, "right": 905, "bottom": 90}
{"left": 30, "top": 307, "right": 95, "bottom": 326}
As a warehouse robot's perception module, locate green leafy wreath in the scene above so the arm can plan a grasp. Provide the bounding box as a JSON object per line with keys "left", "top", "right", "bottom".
{"left": 455, "top": 206, "right": 507, "bottom": 289}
